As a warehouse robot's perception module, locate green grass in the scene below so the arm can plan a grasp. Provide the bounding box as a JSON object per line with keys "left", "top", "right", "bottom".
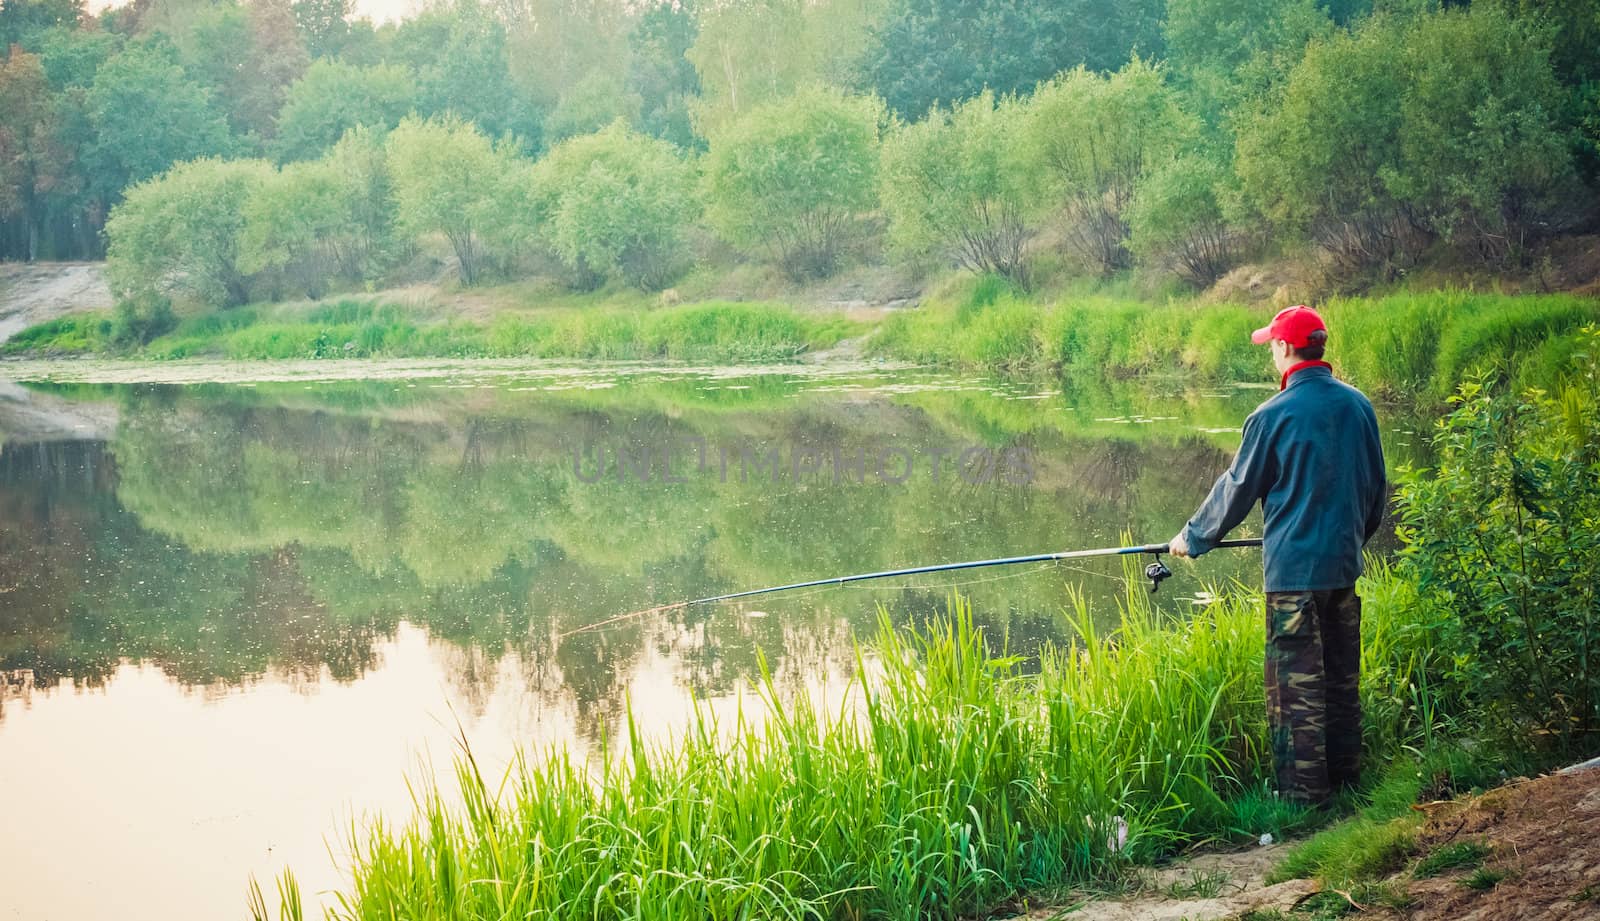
{"left": 83, "top": 297, "right": 865, "bottom": 363}
{"left": 253, "top": 558, "right": 1445, "bottom": 921}
{"left": 868, "top": 278, "right": 1600, "bottom": 399}
{"left": 1462, "top": 866, "right": 1507, "bottom": 890}
{"left": 1413, "top": 840, "right": 1491, "bottom": 878}
{"left": 0, "top": 312, "right": 113, "bottom": 355}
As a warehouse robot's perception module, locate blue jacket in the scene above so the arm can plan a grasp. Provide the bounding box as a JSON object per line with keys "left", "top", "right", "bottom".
{"left": 1181, "top": 363, "right": 1387, "bottom": 592}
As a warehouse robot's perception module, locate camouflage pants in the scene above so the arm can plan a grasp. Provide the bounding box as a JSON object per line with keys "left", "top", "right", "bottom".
{"left": 1266, "top": 587, "right": 1362, "bottom": 805}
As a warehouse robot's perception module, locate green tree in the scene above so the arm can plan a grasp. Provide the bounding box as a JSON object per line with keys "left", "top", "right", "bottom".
{"left": 385, "top": 115, "right": 505, "bottom": 286}
{"left": 82, "top": 41, "right": 234, "bottom": 202}
{"left": 703, "top": 86, "right": 881, "bottom": 281}
{"left": 1024, "top": 60, "right": 1195, "bottom": 275}
{"left": 1235, "top": 7, "right": 1573, "bottom": 272}
{"left": 1163, "top": 0, "right": 1330, "bottom": 74}
{"left": 106, "top": 157, "right": 273, "bottom": 307}
{"left": 1233, "top": 18, "right": 1410, "bottom": 272}
{"left": 176, "top": 0, "right": 310, "bottom": 144}
{"left": 239, "top": 160, "right": 345, "bottom": 297}
{"left": 290, "top": 0, "right": 351, "bottom": 58}
{"left": 532, "top": 121, "right": 698, "bottom": 290}
{"left": 542, "top": 69, "right": 642, "bottom": 145}
{"left": 626, "top": 0, "right": 700, "bottom": 148}
{"left": 0, "top": 47, "right": 75, "bottom": 261}
{"left": 1388, "top": 4, "right": 1573, "bottom": 264}
{"left": 0, "top": 0, "right": 82, "bottom": 48}
{"left": 32, "top": 21, "right": 119, "bottom": 89}
{"left": 878, "top": 91, "right": 1038, "bottom": 287}
{"left": 320, "top": 125, "right": 399, "bottom": 284}
{"left": 388, "top": 0, "right": 538, "bottom": 144}
{"left": 273, "top": 60, "right": 415, "bottom": 161}
{"left": 1125, "top": 154, "right": 1240, "bottom": 288}
{"left": 686, "top": 0, "right": 885, "bottom": 135}
{"left": 861, "top": 0, "right": 1165, "bottom": 118}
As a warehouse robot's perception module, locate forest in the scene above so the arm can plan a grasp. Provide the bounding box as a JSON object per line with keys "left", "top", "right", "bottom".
{"left": 1, "top": 0, "right": 1596, "bottom": 330}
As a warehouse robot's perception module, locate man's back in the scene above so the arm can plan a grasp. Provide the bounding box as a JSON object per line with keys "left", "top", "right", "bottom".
{"left": 1248, "top": 365, "right": 1386, "bottom": 592}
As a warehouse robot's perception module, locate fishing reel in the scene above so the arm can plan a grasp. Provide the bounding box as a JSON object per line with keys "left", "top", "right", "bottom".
{"left": 1144, "top": 553, "right": 1173, "bottom": 594}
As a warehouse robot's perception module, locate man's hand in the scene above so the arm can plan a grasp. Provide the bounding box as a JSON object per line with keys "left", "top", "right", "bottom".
{"left": 1168, "top": 532, "right": 1191, "bottom": 559}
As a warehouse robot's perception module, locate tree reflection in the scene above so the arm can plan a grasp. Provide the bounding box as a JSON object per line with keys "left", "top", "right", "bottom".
{"left": 0, "top": 373, "right": 1304, "bottom": 744}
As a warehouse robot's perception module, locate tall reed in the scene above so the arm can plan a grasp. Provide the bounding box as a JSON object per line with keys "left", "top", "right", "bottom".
{"left": 257, "top": 564, "right": 1436, "bottom": 920}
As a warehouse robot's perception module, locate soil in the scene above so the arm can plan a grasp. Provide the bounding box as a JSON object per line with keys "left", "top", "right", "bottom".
{"left": 1359, "top": 767, "right": 1600, "bottom": 921}
{"left": 0, "top": 262, "right": 112, "bottom": 343}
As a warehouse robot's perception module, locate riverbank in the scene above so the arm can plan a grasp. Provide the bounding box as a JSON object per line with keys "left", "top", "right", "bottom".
{"left": 7, "top": 277, "right": 1598, "bottom": 402}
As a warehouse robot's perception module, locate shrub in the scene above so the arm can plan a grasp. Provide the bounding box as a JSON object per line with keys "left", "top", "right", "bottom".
{"left": 1394, "top": 327, "right": 1600, "bottom": 745}
{"left": 111, "top": 294, "right": 177, "bottom": 346}
{"left": 1024, "top": 59, "right": 1195, "bottom": 275}
{"left": 386, "top": 116, "right": 521, "bottom": 286}
{"left": 704, "top": 86, "right": 883, "bottom": 282}
{"left": 879, "top": 91, "right": 1040, "bottom": 288}
{"left": 105, "top": 157, "right": 275, "bottom": 307}
{"left": 531, "top": 121, "right": 698, "bottom": 291}
{"left": 1127, "top": 154, "right": 1241, "bottom": 288}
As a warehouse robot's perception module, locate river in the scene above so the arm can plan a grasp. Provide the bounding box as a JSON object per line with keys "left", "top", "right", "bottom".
{"left": 0, "top": 359, "right": 1423, "bottom": 920}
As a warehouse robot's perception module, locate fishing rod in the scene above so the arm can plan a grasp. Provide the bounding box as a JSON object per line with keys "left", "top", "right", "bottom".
{"left": 561, "top": 538, "right": 1263, "bottom": 639}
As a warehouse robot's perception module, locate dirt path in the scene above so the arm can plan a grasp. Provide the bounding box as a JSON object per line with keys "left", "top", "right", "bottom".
{"left": 0, "top": 262, "right": 112, "bottom": 343}
{"left": 1005, "top": 844, "right": 1315, "bottom": 921}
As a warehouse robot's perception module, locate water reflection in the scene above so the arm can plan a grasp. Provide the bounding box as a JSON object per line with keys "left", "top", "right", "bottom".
{"left": 0, "top": 366, "right": 1420, "bottom": 920}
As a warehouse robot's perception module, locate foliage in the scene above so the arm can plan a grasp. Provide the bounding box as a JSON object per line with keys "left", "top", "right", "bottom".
{"left": 318, "top": 125, "right": 399, "bottom": 284}
{"left": 174, "top": 0, "right": 309, "bottom": 144}
{"left": 1236, "top": 7, "right": 1573, "bottom": 274}
{"left": 1394, "top": 328, "right": 1600, "bottom": 744}
{"left": 685, "top": 0, "right": 882, "bottom": 136}
{"left": 703, "top": 85, "right": 882, "bottom": 281}
{"left": 272, "top": 60, "right": 415, "bottom": 162}
{"left": 239, "top": 159, "right": 347, "bottom": 298}
{"left": 105, "top": 157, "right": 273, "bottom": 307}
{"left": 1233, "top": 17, "right": 1410, "bottom": 273}
{"left": 81, "top": 41, "right": 234, "bottom": 201}
{"left": 541, "top": 69, "right": 642, "bottom": 145}
{"left": 1126, "top": 153, "right": 1240, "bottom": 287}
{"left": 624, "top": 0, "right": 701, "bottom": 149}
{"left": 1163, "top": 0, "right": 1330, "bottom": 73}
{"left": 0, "top": 46, "right": 74, "bottom": 261}
{"left": 531, "top": 122, "right": 699, "bottom": 290}
{"left": 388, "top": 0, "right": 539, "bottom": 143}
{"left": 1386, "top": 5, "right": 1574, "bottom": 264}
{"left": 384, "top": 116, "right": 508, "bottom": 286}
{"left": 879, "top": 91, "right": 1039, "bottom": 287}
{"left": 861, "top": 0, "right": 1165, "bottom": 118}
{"left": 110, "top": 292, "right": 176, "bottom": 346}
{"left": 1025, "top": 59, "right": 1195, "bottom": 274}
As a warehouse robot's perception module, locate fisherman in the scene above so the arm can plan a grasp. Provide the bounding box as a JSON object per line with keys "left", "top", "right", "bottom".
{"left": 1167, "top": 305, "right": 1386, "bottom": 807}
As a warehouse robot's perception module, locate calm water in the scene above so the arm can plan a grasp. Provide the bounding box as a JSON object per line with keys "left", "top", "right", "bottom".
{"left": 0, "top": 361, "right": 1419, "bottom": 920}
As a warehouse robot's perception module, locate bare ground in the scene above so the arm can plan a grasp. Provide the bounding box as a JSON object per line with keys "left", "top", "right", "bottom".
{"left": 0, "top": 262, "right": 112, "bottom": 343}
{"left": 1005, "top": 766, "right": 1600, "bottom": 921}
{"left": 1359, "top": 767, "right": 1600, "bottom": 921}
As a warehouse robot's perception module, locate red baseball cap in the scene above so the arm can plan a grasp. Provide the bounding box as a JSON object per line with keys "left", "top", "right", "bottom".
{"left": 1251, "top": 305, "right": 1327, "bottom": 348}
